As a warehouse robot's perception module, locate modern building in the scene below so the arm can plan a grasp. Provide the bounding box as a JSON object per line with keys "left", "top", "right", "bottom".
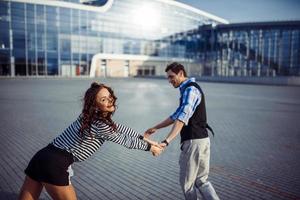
{"left": 189, "top": 21, "right": 300, "bottom": 77}
{"left": 0, "top": 0, "right": 299, "bottom": 78}
{"left": 0, "top": 0, "right": 228, "bottom": 77}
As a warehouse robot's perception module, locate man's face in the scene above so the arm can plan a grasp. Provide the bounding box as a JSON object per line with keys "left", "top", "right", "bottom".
{"left": 166, "top": 70, "right": 183, "bottom": 88}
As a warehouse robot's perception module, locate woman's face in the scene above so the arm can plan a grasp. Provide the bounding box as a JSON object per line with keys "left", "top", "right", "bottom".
{"left": 96, "top": 88, "right": 115, "bottom": 113}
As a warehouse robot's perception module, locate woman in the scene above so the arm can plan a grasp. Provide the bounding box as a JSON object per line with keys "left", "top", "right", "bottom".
{"left": 19, "top": 82, "right": 162, "bottom": 200}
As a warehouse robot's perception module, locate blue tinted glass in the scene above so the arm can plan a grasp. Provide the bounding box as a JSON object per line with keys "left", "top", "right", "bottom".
{"left": 37, "top": 24, "right": 45, "bottom": 33}
{"left": 60, "top": 14, "right": 70, "bottom": 22}
{"left": 60, "top": 38, "right": 71, "bottom": 52}
{"left": 60, "top": 7, "right": 70, "bottom": 15}
{"left": 0, "top": 23, "right": 10, "bottom": 49}
{"left": 0, "top": 21, "right": 9, "bottom": 31}
{"left": 11, "top": 2, "right": 24, "bottom": 9}
{"left": 0, "top": 50, "right": 10, "bottom": 75}
{"left": 27, "top": 4, "right": 34, "bottom": 11}
{"left": 13, "top": 31, "right": 26, "bottom": 49}
{"left": 27, "top": 9, "right": 35, "bottom": 18}
{"left": 47, "top": 57, "right": 58, "bottom": 75}
{"left": 12, "top": 12, "right": 25, "bottom": 22}
{"left": 27, "top": 32, "right": 36, "bottom": 50}
{"left": 12, "top": 21, "right": 25, "bottom": 30}
{"left": 0, "top": 2, "right": 8, "bottom": 16}
{"left": 47, "top": 20, "right": 57, "bottom": 27}
{"left": 27, "top": 17, "right": 35, "bottom": 25}
{"left": 37, "top": 52, "right": 44, "bottom": 62}
{"left": 47, "top": 34, "right": 58, "bottom": 51}
{"left": 37, "top": 34, "right": 45, "bottom": 50}
{"left": 46, "top": 6, "right": 56, "bottom": 14}
{"left": 61, "top": 53, "right": 71, "bottom": 60}
{"left": 37, "top": 5, "right": 44, "bottom": 12}
{"left": 60, "top": 26, "right": 71, "bottom": 34}
{"left": 13, "top": 49, "right": 26, "bottom": 59}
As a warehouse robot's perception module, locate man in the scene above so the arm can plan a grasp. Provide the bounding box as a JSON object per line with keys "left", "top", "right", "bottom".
{"left": 145, "top": 62, "right": 219, "bottom": 200}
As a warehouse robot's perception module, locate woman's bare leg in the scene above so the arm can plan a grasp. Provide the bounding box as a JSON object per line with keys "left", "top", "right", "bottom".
{"left": 43, "top": 182, "right": 77, "bottom": 200}
{"left": 18, "top": 176, "right": 43, "bottom": 200}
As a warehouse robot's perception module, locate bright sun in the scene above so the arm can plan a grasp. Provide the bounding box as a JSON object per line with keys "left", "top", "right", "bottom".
{"left": 132, "top": 4, "right": 161, "bottom": 30}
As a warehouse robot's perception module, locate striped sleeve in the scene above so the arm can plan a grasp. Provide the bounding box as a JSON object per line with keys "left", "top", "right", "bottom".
{"left": 116, "top": 123, "right": 141, "bottom": 138}
{"left": 93, "top": 122, "right": 150, "bottom": 151}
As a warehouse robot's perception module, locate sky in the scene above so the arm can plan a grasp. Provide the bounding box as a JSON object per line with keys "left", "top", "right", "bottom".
{"left": 176, "top": 0, "right": 300, "bottom": 23}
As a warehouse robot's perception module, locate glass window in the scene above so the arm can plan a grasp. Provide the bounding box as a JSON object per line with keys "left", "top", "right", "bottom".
{"left": 46, "top": 6, "right": 57, "bottom": 19}
{"left": 27, "top": 32, "right": 36, "bottom": 50}
{"left": 26, "top": 4, "right": 34, "bottom": 12}
{"left": 38, "top": 52, "right": 45, "bottom": 75}
{"left": 60, "top": 22, "right": 71, "bottom": 33}
{"left": 26, "top": 5, "right": 35, "bottom": 23}
{"left": 37, "top": 33, "right": 45, "bottom": 50}
{"left": 12, "top": 21, "right": 25, "bottom": 30}
{"left": 72, "top": 9, "right": 79, "bottom": 34}
{"left": 59, "top": 8, "right": 71, "bottom": 35}
{"left": 0, "top": 22, "right": 9, "bottom": 49}
{"left": 0, "top": 49, "right": 9, "bottom": 62}
{"left": 0, "top": 49, "right": 10, "bottom": 75}
{"left": 11, "top": 2, "right": 24, "bottom": 9}
{"left": 14, "top": 49, "right": 26, "bottom": 76}
{"left": 47, "top": 54, "right": 58, "bottom": 75}
{"left": 12, "top": 15, "right": 25, "bottom": 25}
{"left": 71, "top": 35, "right": 80, "bottom": 53}
{"left": 60, "top": 38, "right": 71, "bottom": 52}
{"left": 36, "top": 5, "right": 45, "bottom": 24}
{"left": 61, "top": 52, "right": 71, "bottom": 60}
{"left": 46, "top": 33, "right": 58, "bottom": 51}
{"left": 13, "top": 31, "right": 26, "bottom": 49}
{"left": 28, "top": 51, "right": 37, "bottom": 75}
{"left": 0, "top": 2, "right": 9, "bottom": 21}
{"left": 80, "top": 10, "right": 88, "bottom": 35}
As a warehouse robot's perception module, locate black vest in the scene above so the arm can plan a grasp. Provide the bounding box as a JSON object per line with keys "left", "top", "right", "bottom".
{"left": 180, "top": 82, "right": 208, "bottom": 143}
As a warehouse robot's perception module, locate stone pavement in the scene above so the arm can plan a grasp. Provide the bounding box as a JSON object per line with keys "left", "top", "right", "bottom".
{"left": 0, "top": 78, "right": 299, "bottom": 200}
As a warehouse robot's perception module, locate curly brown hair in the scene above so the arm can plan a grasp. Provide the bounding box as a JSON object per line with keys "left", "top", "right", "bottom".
{"left": 79, "top": 82, "right": 117, "bottom": 139}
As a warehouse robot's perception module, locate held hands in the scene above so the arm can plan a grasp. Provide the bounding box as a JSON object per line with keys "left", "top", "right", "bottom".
{"left": 144, "top": 137, "right": 163, "bottom": 156}
{"left": 144, "top": 127, "right": 170, "bottom": 156}
{"left": 150, "top": 145, "right": 163, "bottom": 156}
{"left": 150, "top": 141, "right": 169, "bottom": 156}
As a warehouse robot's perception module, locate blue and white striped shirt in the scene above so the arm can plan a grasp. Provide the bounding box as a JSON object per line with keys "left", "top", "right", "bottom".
{"left": 52, "top": 115, "right": 150, "bottom": 162}
{"left": 170, "top": 78, "right": 201, "bottom": 125}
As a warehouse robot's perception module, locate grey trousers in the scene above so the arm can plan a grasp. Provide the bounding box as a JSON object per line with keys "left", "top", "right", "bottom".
{"left": 179, "top": 138, "right": 220, "bottom": 200}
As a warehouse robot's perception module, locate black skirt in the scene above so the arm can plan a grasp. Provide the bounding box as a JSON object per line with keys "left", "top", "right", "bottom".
{"left": 25, "top": 144, "right": 74, "bottom": 186}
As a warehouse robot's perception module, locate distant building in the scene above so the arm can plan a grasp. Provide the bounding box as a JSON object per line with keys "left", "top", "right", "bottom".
{"left": 0, "top": 0, "right": 299, "bottom": 78}
{"left": 191, "top": 21, "right": 300, "bottom": 77}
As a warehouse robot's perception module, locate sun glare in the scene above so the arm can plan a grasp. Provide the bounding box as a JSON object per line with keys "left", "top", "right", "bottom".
{"left": 132, "top": 4, "right": 160, "bottom": 30}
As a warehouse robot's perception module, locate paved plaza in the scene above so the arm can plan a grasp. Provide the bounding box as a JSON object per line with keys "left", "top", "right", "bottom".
{"left": 0, "top": 78, "right": 299, "bottom": 200}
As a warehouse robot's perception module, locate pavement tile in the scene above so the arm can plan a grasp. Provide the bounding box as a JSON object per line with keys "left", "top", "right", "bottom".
{"left": 0, "top": 78, "right": 299, "bottom": 200}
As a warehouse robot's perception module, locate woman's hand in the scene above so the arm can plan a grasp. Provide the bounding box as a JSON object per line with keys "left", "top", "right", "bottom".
{"left": 150, "top": 145, "right": 163, "bottom": 156}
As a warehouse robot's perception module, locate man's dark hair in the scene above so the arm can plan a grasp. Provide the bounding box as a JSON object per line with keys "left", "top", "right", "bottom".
{"left": 165, "top": 62, "right": 187, "bottom": 77}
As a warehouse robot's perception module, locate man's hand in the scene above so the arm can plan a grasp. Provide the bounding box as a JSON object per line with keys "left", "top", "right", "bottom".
{"left": 144, "top": 127, "right": 157, "bottom": 138}
{"left": 158, "top": 142, "right": 167, "bottom": 149}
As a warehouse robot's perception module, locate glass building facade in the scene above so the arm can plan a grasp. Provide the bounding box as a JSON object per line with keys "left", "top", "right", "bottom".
{"left": 0, "top": 0, "right": 227, "bottom": 77}
{"left": 0, "top": 0, "right": 299, "bottom": 77}
{"left": 186, "top": 22, "right": 300, "bottom": 77}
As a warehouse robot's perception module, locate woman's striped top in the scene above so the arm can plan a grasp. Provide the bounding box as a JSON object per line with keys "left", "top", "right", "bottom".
{"left": 51, "top": 115, "right": 150, "bottom": 162}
